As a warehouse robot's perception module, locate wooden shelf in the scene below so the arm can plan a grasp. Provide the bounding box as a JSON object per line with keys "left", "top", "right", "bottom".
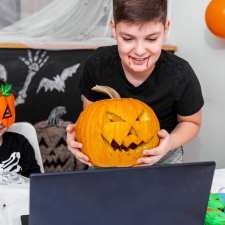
{"left": 0, "top": 42, "right": 177, "bottom": 52}
{"left": 162, "top": 44, "right": 177, "bottom": 52}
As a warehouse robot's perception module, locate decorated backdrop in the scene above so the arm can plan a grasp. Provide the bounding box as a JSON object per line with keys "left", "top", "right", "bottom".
{"left": 0, "top": 48, "right": 95, "bottom": 172}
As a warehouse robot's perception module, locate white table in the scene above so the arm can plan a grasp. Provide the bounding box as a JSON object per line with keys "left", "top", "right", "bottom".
{"left": 211, "top": 168, "right": 225, "bottom": 193}
{"left": 0, "top": 173, "right": 29, "bottom": 225}
{"left": 0, "top": 169, "right": 225, "bottom": 225}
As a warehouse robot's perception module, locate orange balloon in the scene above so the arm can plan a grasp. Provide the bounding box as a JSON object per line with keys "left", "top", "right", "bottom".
{"left": 205, "top": 0, "right": 225, "bottom": 38}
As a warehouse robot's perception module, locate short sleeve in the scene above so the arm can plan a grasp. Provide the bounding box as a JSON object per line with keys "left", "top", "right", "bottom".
{"left": 20, "top": 136, "right": 41, "bottom": 177}
{"left": 79, "top": 53, "right": 112, "bottom": 101}
{"left": 174, "top": 63, "right": 204, "bottom": 116}
{"left": 79, "top": 56, "right": 98, "bottom": 101}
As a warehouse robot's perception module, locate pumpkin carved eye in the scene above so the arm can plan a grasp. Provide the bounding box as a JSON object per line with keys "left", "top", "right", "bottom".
{"left": 106, "top": 112, "right": 125, "bottom": 123}
{"left": 137, "top": 110, "right": 149, "bottom": 121}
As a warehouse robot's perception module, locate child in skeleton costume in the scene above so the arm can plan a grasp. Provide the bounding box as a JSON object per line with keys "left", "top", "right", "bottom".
{"left": 0, "top": 81, "right": 40, "bottom": 177}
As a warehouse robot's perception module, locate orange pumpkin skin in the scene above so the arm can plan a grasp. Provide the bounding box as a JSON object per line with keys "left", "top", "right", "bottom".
{"left": 75, "top": 98, "right": 160, "bottom": 167}
{"left": 0, "top": 93, "right": 15, "bottom": 128}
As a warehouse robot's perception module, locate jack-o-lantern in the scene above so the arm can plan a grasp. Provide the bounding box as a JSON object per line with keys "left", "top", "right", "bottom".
{"left": 75, "top": 85, "right": 160, "bottom": 167}
{"left": 0, "top": 84, "right": 15, "bottom": 128}
{"left": 35, "top": 106, "right": 85, "bottom": 172}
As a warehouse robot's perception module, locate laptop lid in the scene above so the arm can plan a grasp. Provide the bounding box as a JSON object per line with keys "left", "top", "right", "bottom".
{"left": 29, "top": 161, "right": 215, "bottom": 225}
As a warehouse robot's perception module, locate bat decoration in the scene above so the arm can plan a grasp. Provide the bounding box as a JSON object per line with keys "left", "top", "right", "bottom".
{"left": 36, "top": 63, "right": 80, "bottom": 93}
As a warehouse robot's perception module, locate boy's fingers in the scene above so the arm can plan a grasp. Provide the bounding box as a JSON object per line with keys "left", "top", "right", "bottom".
{"left": 70, "top": 140, "right": 82, "bottom": 149}
{"left": 70, "top": 148, "right": 89, "bottom": 162}
{"left": 66, "top": 124, "right": 75, "bottom": 132}
{"left": 158, "top": 129, "right": 168, "bottom": 137}
{"left": 79, "top": 158, "right": 92, "bottom": 167}
{"left": 137, "top": 156, "right": 159, "bottom": 165}
{"left": 143, "top": 147, "right": 159, "bottom": 156}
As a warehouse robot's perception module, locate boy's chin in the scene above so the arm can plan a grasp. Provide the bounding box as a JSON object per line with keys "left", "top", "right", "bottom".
{"left": 129, "top": 65, "right": 153, "bottom": 74}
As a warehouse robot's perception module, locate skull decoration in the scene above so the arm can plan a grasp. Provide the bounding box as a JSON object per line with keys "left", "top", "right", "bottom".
{"left": 75, "top": 86, "right": 160, "bottom": 167}
{"left": 0, "top": 84, "right": 15, "bottom": 128}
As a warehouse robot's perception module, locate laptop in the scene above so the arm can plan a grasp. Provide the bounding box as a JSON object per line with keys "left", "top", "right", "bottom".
{"left": 27, "top": 161, "right": 215, "bottom": 225}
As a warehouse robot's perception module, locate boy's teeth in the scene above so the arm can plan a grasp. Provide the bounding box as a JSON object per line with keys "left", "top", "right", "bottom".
{"left": 131, "top": 57, "right": 148, "bottom": 65}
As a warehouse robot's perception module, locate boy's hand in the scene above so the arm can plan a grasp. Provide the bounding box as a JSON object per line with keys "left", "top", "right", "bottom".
{"left": 137, "top": 129, "right": 173, "bottom": 166}
{"left": 66, "top": 124, "right": 92, "bottom": 166}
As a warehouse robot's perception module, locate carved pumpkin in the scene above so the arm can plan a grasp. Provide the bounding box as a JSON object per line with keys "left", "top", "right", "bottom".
{"left": 0, "top": 84, "right": 15, "bottom": 128}
{"left": 75, "top": 86, "right": 160, "bottom": 167}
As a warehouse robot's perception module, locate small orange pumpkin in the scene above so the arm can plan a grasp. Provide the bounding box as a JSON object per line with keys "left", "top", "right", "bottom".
{"left": 0, "top": 84, "right": 15, "bottom": 128}
{"left": 75, "top": 85, "right": 160, "bottom": 167}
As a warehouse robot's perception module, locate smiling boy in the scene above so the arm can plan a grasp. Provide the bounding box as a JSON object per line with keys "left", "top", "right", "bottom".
{"left": 66, "top": 0, "right": 204, "bottom": 166}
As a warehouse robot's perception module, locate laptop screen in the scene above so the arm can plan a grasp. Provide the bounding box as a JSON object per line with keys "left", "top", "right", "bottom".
{"left": 29, "top": 161, "right": 215, "bottom": 225}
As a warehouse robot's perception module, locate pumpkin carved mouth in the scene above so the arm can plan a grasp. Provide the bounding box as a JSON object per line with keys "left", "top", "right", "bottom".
{"left": 111, "top": 140, "right": 143, "bottom": 152}
{"left": 44, "top": 158, "right": 69, "bottom": 168}
{"left": 110, "top": 139, "right": 143, "bottom": 151}
{"left": 102, "top": 134, "right": 155, "bottom": 152}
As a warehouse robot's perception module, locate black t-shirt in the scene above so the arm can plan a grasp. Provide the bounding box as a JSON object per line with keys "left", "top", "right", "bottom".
{"left": 0, "top": 132, "right": 40, "bottom": 177}
{"left": 80, "top": 45, "right": 204, "bottom": 132}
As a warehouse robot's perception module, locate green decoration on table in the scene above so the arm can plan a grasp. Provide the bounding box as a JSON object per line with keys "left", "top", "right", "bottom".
{"left": 205, "top": 194, "right": 225, "bottom": 225}
{"left": 208, "top": 194, "right": 225, "bottom": 211}
{"left": 205, "top": 210, "right": 225, "bottom": 225}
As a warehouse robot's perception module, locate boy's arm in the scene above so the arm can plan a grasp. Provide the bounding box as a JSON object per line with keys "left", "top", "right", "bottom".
{"left": 138, "top": 109, "right": 202, "bottom": 165}
{"left": 20, "top": 139, "right": 41, "bottom": 177}
{"left": 170, "top": 109, "right": 202, "bottom": 149}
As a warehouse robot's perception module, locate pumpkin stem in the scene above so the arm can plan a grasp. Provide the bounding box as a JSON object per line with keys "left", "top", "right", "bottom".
{"left": 91, "top": 85, "right": 121, "bottom": 99}
{"left": 0, "top": 83, "right": 12, "bottom": 96}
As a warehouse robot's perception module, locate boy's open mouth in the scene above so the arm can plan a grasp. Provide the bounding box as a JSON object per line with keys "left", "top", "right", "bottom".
{"left": 129, "top": 56, "right": 149, "bottom": 66}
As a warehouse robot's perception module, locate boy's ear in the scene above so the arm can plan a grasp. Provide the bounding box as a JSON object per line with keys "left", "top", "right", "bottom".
{"left": 110, "top": 19, "right": 116, "bottom": 39}
{"left": 164, "top": 19, "right": 170, "bottom": 35}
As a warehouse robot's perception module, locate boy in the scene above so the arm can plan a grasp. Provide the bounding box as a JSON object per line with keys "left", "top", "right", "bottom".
{"left": 66, "top": 0, "right": 203, "bottom": 167}
{"left": 0, "top": 80, "right": 40, "bottom": 177}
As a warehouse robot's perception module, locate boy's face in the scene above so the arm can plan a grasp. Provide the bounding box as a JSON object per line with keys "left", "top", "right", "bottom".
{"left": 111, "top": 20, "right": 169, "bottom": 77}
{"left": 0, "top": 122, "right": 7, "bottom": 137}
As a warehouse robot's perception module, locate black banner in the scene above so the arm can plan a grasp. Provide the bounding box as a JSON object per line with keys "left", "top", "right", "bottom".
{"left": 0, "top": 48, "right": 95, "bottom": 171}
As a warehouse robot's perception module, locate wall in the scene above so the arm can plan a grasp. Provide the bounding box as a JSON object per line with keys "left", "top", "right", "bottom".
{"left": 167, "top": 0, "right": 225, "bottom": 168}
{"left": 20, "top": 0, "right": 53, "bottom": 18}
{"left": 0, "top": 0, "right": 20, "bottom": 28}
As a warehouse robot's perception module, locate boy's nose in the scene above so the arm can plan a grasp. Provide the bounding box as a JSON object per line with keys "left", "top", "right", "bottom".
{"left": 134, "top": 42, "right": 146, "bottom": 56}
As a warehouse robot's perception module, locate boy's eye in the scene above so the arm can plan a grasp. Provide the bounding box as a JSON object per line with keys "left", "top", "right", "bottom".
{"left": 146, "top": 38, "right": 157, "bottom": 41}
{"left": 122, "top": 37, "right": 133, "bottom": 41}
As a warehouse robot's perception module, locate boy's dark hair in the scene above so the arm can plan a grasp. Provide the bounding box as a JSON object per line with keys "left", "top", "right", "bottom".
{"left": 113, "top": 0, "right": 167, "bottom": 24}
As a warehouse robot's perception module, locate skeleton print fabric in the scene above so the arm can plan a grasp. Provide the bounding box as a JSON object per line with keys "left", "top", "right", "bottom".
{"left": 0, "top": 152, "right": 21, "bottom": 173}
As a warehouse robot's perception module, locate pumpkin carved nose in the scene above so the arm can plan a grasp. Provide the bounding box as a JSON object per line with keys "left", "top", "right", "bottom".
{"left": 127, "top": 127, "right": 137, "bottom": 136}
{"left": 3, "top": 105, "right": 12, "bottom": 118}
